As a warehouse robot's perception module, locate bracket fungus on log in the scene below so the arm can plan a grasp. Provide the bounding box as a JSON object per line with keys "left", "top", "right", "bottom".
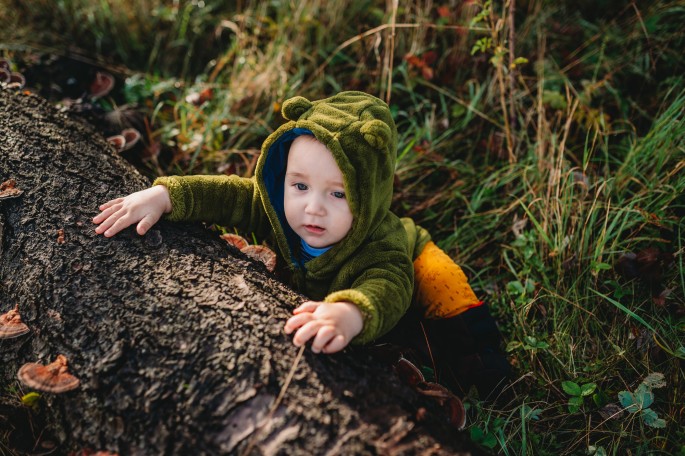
{"left": 120, "top": 128, "right": 141, "bottom": 151}
{"left": 17, "top": 355, "right": 80, "bottom": 393}
{"left": 106, "top": 134, "right": 126, "bottom": 152}
{"left": 89, "top": 71, "right": 115, "bottom": 99}
{"left": 241, "top": 245, "right": 277, "bottom": 272}
{"left": 0, "top": 305, "right": 30, "bottom": 339}
{"left": 220, "top": 233, "right": 250, "bottom": 250}
{"left": 220, "top": 233, "right": 278, "bottom": 272}
{"left": 396, "top": 357, "right": 466, "bottom": 431}
{"left": 0, "top": 178, "right": 23, "bottom": 200}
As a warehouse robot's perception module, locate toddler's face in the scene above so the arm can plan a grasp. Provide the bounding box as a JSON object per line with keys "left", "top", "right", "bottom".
{"left": 284, "top": 136, "right": 353, "bottom": 248}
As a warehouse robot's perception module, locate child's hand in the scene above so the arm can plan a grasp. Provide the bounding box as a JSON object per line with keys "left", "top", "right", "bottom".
{"left": 93, "top": 186, "right": 172, "bottom": 237}
{"left": 284, "top": 301, "right": 363, "bottom": 354}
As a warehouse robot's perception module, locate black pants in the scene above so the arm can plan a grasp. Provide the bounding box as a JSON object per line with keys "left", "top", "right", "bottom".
{"left": 380, "top": 304, "right": 512, "bottom": 401}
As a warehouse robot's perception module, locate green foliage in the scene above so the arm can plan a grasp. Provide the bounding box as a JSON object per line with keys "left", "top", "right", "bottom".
{"left": 562, "top": 380, "right": 596, "bottom": 413}
{"left": 20, "top": 392, "right": 41, "bottom": 411}
{"left": 618, "top": 373, "right": 667, "bottom": 429}
{"left": 470, "top": 416, "right": 505, "bottom": 451}
{"left": 1, "top": 0, "right": 684, "bottom": 454}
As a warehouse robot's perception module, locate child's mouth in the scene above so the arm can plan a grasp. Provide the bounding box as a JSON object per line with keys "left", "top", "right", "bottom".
{"left": 304, "top": 224, "right": 325, "bottom": 234}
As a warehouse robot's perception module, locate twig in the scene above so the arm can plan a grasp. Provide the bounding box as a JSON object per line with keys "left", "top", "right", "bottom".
{"left": 239, "top": 345, "right": 306, "bottom": 456}
{"left": 508, "top": 0, "right": 516, "bottom": 147}
{"left": 305, "top": 22, "right": 488, "bottom": 87}
{"left": 492, "top": 4, "right": 514, "bottom": 163}
{"left": 384, "top": 0, "right": 399, "bottom": 104}
{"left": 419, "top": 321, "right": 438, "bottom": 383}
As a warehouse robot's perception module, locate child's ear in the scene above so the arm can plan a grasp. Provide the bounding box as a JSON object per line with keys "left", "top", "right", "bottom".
{"left": 282, "top": 96, "right": 313, "bottom": 121}
{"left": 360, "top": 120, "right": 392, "bottom": 150}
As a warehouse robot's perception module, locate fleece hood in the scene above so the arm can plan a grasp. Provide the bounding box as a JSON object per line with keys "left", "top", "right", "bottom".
{"left": 255, "top": 91, "right": 398, "bottom": 273}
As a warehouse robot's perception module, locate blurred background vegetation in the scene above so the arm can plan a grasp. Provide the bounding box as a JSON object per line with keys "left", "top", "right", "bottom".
{"left": 1, "top": 0, "right": 684, "bottom": 454}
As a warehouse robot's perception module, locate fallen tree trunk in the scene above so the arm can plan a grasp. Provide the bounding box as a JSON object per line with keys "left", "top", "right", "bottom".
{"left": 0, "top": 89, "right": 473, "bottom": 455}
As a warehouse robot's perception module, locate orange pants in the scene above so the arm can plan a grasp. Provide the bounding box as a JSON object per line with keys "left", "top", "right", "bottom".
{"left": 413, "top": 241, "right": 483, "bottom": 319}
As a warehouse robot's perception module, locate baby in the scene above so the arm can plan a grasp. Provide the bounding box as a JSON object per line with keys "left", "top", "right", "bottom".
{"left": 94, "top": 91, "right": 510, "bottom": 397}
{"left": 94, "top": 92, "right": 413, "bottom": 355}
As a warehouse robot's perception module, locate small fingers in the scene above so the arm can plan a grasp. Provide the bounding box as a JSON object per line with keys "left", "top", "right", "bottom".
{"left": 93, "top": 202, "right": 123, "bottom": 224}
{"left": 293, "top": 301, "right": 321, "bottom": 315}
{"left": 311, "top": 325, "right": 337, "bottom": 353}
{"left": 101, "top": 214, "right": 133, "bottom": 237}
{"left": 136, "top": 213, "right": 160, "bottom": 235}
{"left": 323, "top": 335, "right": 347, "bottom": 354}
{"left": 94, "top": 210, "right": 123, "bottom": 235}
{"left": 292, "top": 320, "right": 323, "bottom": 347}
{"left": 98, "top": 198, "right": 124, "bottom": 211}
{"left": 284, "top": 312, "right": 314, "bottom": 335}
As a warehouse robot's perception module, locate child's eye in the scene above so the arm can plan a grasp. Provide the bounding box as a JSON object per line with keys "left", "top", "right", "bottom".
{"left": 295, "top": 183, "right": 308, "bottom": 191}
{"left": 332, "top": 191, "right": 345, "bottom": 199}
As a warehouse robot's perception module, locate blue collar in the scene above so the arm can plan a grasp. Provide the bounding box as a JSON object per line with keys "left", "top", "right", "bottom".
{"left": 300, "top": 239, "right": 332, "bottom": 263}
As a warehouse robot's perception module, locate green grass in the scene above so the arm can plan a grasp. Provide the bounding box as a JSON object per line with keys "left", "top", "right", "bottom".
{"left": 1, "top": 0, "right": 684, "bottom": 454}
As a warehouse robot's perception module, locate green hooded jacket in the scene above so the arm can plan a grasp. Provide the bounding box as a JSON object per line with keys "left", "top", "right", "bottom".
{"left": 154, "top": 91, "right": 428, "bottom": 344}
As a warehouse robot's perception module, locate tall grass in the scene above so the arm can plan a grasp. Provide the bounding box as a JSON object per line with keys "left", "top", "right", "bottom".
{"left": 1, "top": 0, "right": 684, "bottom": 454}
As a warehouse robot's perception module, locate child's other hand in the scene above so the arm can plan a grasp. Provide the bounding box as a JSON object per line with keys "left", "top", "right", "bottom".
{"left": 284, "top": 301, "right": 363, "bottom": 354}
{"left": 93, "top": 186, "right": 172, "bottom": 237}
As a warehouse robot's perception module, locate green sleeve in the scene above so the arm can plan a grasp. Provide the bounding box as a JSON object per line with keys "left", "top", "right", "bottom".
{"left": 152, "top": 175, "right": 270, "bottom": 235}
{"left": 324, "top": 216, "right": 414, "bottom": 344}
{"left": 401, "top": 217, "right": 432, "bottom": 260}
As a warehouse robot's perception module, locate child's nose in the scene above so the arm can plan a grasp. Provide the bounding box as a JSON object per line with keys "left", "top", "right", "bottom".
{"left": 305, "top": 195, "right": 326, "bottom": 215}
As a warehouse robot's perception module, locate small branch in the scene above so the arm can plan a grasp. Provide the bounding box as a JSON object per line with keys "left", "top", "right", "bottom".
{"left": 384, "top": 0, "right": 399, "bottom": 104}
{"left": 491, "top": 4, "right": 514, "bottom": 163}
{"left": 305, "top": 22, "right": 488, "bottom": 87}
{"left": 508, "top": 0, "right": 517, "bottom": 148}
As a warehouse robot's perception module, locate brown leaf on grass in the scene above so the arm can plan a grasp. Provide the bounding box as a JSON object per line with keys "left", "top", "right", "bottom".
{"left": 652, "top": 288, "right": 672, "bottom": 307}
{"left": 598, "top": 403, "right": 624, "bottom": 421}
{"left": 185, "top": 87, "right": 214, "bottom": 106}
{"left": 422, "top": 51, "right": 438, "bottom": 66}
{"left": 412, "top": 140, "right": 446, "bottom": 162}
{"left": 406, "top": 192, "right": 447, "bottom": 217}
{"left": 142, "top": 141, "right": 162, "bottom": 159}
{"left": 511, "top": 215, "right": 528, "bottom": 237}
{"left": 437, "top": 6, "right": 451, "bottom": 18}
{"left": 404, "top": 53, "right": 436, "bottom": 80}
{"left": 615, "top": 248, "right": 673, "bottom": 285}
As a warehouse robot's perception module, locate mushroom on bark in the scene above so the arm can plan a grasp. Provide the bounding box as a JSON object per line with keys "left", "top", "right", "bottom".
{"left": 17, "top": 354, "right": 80, "bottom": 393}
{"left": 241, "top": 245, "right": 277, "bottom": 272}
{"left": 0, "top": 178, "right": 23, "bottom": 200}
{"left": 0, "top": 305, "right": 30, "bottom": 339}
{"left": 220, "top": 233, "right": 249, "bottom": 250}
{"left": 89, "top": 71, "right": 115, "bottom": 99}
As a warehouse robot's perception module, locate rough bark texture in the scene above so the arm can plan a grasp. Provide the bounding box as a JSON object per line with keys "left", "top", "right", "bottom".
{"left": 0, "top": 90, "right": 473, "bottom": 455}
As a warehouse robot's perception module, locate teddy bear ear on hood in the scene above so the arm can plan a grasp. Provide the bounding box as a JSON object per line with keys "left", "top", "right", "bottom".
{"left": 282, "top": 96, "right": 313, "bottom": 121}
{"left": 360, "top": 119, "right": 392, "bottom": 150}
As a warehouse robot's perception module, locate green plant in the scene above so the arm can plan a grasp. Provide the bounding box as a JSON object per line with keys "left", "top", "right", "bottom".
{"left": 470, "top": 416, "right": 505, "bottom": 451}
{"left": 618, "top": 372, "right": 667, "bottom": 428}
{"left": 562, "top": 380, "right": 597, "bottom": 413}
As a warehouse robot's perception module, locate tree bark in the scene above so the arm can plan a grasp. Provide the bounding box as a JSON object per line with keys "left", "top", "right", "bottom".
{"left": 0, "top": 90, "right": 473, "bottom": 455}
